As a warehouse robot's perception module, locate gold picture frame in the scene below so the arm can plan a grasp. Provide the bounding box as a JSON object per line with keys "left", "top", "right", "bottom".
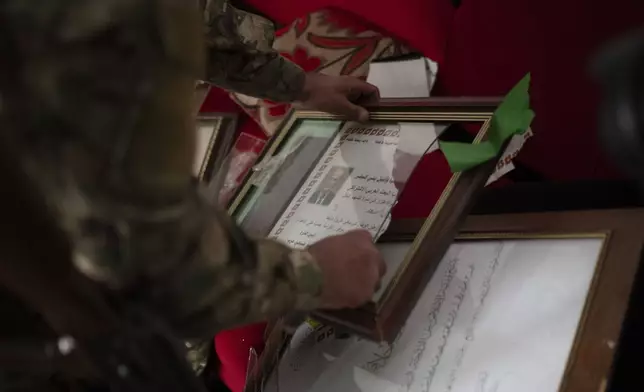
{"left": 378, "top": 209, "right": 644, "bottom": 392}
{"left": 227, "top": 98, "right": 510, "bottom": 342}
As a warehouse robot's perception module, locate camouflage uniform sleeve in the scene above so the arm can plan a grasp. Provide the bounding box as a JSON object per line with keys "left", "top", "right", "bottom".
{"left": 0, "top": 0, "right": 322, "bottom": 338}
{"left": 199, "top": 0, "right": 306, "bottom": 102}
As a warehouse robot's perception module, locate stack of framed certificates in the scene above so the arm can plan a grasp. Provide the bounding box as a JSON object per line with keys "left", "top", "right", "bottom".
{"left": 230, "top": 99, "right": 644, "bottom": 392}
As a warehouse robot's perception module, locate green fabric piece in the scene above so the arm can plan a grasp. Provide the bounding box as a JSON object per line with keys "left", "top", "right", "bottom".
{"left": 439, "top": 140, "right": 497, "bottom": 173}
{"left": 439, "top": 73, "right": 535, "bottom": 173}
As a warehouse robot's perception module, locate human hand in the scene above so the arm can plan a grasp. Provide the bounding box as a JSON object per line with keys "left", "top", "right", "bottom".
{"left": 296, "top": 73, "right": 380, "bottom": 122}
{"left": 308, "top": 230, "right": 386, "bottom": 309}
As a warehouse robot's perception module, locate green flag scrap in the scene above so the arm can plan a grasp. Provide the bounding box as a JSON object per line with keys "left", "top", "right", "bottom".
{"left": 439, "top": 73, "right": 535, "bottom": 173}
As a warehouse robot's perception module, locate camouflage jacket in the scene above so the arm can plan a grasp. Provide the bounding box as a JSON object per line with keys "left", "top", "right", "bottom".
{"left": 0, "top": 0, "right": 321, "bottom": 351}
{"left": 200, "top": 0, "right": 307, "bottom": 102}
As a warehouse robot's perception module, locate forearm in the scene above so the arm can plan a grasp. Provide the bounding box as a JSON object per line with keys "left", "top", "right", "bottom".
{"left": 65, "top": 179, "right": 322, "bottom": 336}
{"left": 200, "top": 0, "right": 306, "bottom": 102}
{"left": 205, "top": 50, "right": 306, "bottom": 102}
{"left": 152, "top": 203, "right": 322, "bottom": 337}
{"left": 1, "top": 0, "right": 321, "bottom": 338}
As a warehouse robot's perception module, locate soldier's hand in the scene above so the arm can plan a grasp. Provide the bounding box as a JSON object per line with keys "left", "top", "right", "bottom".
{"left": 308, "top": 230, "right": 386, "bottom": 309}
{"left": 296, "top": 73, "right": 380, "bottom": 122}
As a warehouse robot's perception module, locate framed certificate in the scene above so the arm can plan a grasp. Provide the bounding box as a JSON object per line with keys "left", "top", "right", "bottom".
{"left": 369, "top": 210, "right": 644, "bottom": 392}
{"left": 255, "top": 210, "right": 644, "bottom": 392}
{"left": 228, "top": 98, "right": 509, "bottom": 341}
{"left": 194, "top": 112, "right": 238, "bottom": 186}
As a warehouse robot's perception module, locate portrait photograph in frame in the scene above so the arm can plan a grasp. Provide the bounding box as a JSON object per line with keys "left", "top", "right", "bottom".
{"left": 227, "top": 98, "right": 509, "bottom": 341}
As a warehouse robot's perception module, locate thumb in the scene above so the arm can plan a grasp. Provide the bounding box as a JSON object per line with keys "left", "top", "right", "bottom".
{"left": 356, "top": 106, "right": 370, "bottom": 123}
{"left": 338, "top": 101, "right": 369, "bottom": 122}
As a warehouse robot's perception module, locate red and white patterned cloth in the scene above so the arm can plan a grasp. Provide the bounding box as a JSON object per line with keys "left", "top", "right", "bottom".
{"left": 231, "top": 9, "right": 412, "bottom": 136}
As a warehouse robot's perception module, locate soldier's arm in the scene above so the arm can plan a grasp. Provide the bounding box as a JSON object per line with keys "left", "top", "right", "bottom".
{"left": 199, "top": 0, "right": 306, "bottom": 102}
{"left": 153, "top": 206, "right": 324, "bottom": 337}
{"left": 0, "top": 0, "right": 322, "bottom": 337}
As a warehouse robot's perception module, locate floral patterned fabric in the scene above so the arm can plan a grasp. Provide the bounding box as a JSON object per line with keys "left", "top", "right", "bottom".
{"left": 231, "top": 9, "right": 412, "bottom": 135}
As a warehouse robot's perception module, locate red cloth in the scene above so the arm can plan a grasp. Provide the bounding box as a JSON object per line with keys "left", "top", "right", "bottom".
{"left": 242, "top": 1, "right": 454, "bottom": 64}
{"left": 229, "top": 9, "right": 409, "bottom": 136}
{"left": 214, "top": 323, "right": 268, "bottom": 392}
{"left": 200, "top": 88, "right": 267, "bottom": 142}
{"left": 438, "top": 0, "right": 644, "bottom": 180}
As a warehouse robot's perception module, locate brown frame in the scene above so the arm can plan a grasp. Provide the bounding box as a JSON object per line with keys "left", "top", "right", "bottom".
{"left": 228, "top": 98, "right": 509, "bottom": 344}
{"left": 363, "top": 209, "right": 644, "bottom": 392}
{"left": 246, "top": 209, "right": 644, "bottom": 392}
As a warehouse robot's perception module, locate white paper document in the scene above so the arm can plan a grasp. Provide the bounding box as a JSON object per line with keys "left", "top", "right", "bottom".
{"left": 367, "top": 57, "right": 438, "bottom": 98}
{"left": 267, "top": 238, "right": 603, "bottom": 392}
{"left": 268, "top": 122, "right": 437, "bottom": 247}
{"left": 397, "top": 123, "right": 444, "bottom": 156}
{"left": 266, "top": 121, "right": 532, "bottom": 248}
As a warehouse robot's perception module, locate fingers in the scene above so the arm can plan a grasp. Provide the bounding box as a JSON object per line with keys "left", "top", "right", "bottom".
{"left": 353, "top": 82, "right": 380, "bottom": 107}
{"left": 347, "top": 79, "right": 379, "bottom": 106}
{"left": 346, "top": 228, "right": 385, "bottom": 278}
{"left": 332, "top": 78, "right": 379, "bottom": 122}
{"left": 346, "top": 229, "right": 373, "bottom": 241}
{"left": 377, "top": 253, "right": 387, "bottom": 278}
{"left": 350, "top": 229, "right": 386, "bottom": 279}
{"left": 356, "top": 107, "right": 370, "bottom": 123}
{"left": 302, "top": 74, "right": 379, "bottom": 122}
{"left": 347, "top": 80, "right": 379, "bottom": 122}
{"left": 332, "top": 99, "right": 370, "bottom": 122}
{"left": 313, "top": 228, "right": 387, "bottom": 309}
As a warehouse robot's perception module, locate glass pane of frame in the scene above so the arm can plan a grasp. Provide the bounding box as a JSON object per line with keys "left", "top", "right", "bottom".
{"left": 229, "top": 103, "right": 497, "bottom": 309}
{"left": 234, "top": 118, "right": 344, "bottom": 237}
{"left": 268, "top": 234, "right": 605, "bottom": 392}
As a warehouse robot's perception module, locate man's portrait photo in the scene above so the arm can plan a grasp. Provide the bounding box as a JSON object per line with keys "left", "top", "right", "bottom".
{"left": 308, "top": 166, "right": 353, "bottom": 206}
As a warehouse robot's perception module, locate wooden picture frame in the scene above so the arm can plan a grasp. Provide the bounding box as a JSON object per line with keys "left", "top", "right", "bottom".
{"left": 366, "top": 210, "right": 644, "bottom": 392}
{"left": 250, "top": 209, "right": 644, "bottom": 392}
{"left": 194, "top": 112, "right": 238, "bottom": 186}
{"left": 247, "top": 208, "right": 644, "bottom": 392}
{"left": 227, "top": 98, "right": 509, "bottom": 342}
